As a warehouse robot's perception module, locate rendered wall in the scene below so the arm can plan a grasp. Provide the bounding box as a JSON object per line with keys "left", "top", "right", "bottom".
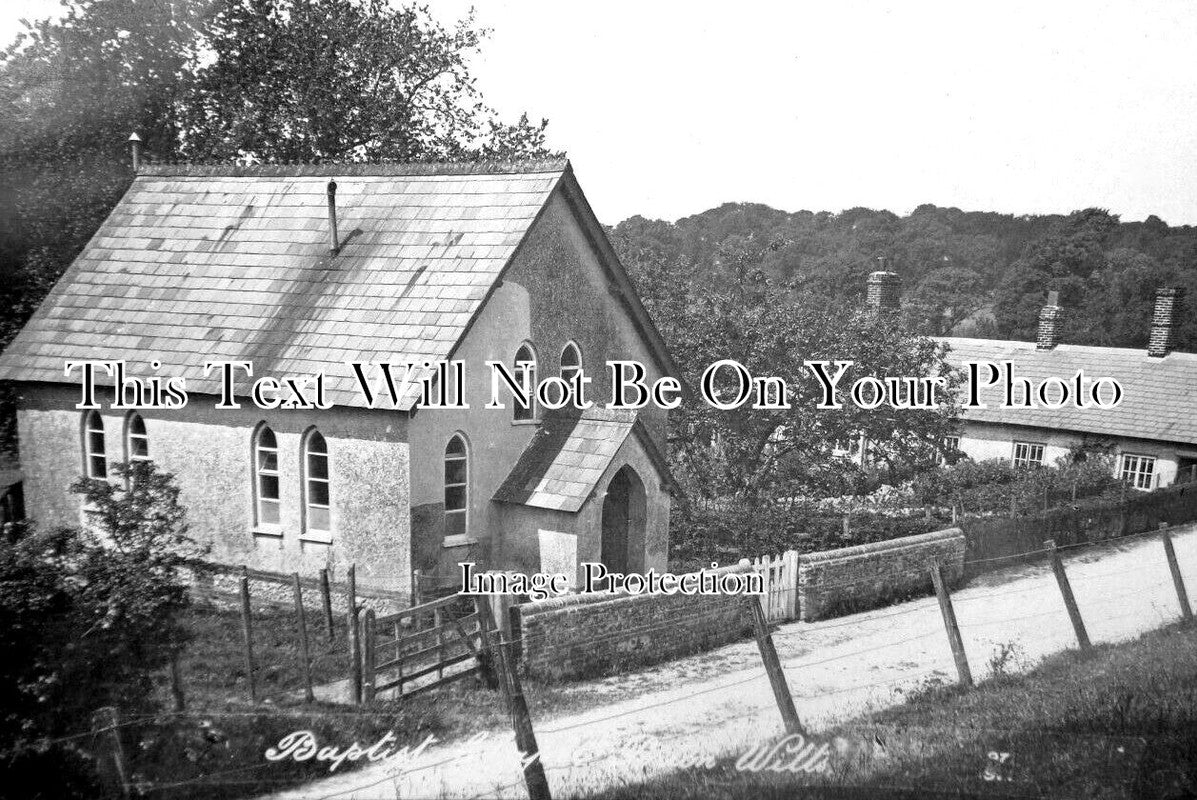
{"left": 957, "top": 421, "right": 1182, "bottom": 487}
{"left": 407, "top": 189, "right": 673, "bottom": 578}
{"left": 14, "top": 382, "right": 412, "bottom": 598}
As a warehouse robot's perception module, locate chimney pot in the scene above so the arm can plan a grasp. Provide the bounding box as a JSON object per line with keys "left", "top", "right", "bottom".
{"left": 1148, "top": 286, "right": 1185, "bottom": 357}
{"left": 327, "top": 179, "right": 340, "bottom": 254}
{"left": 866, "top": 269, "right": 901, "bottom": 313}
{"left": 1037, "top": 293, "right": 1065, "bottom": 350}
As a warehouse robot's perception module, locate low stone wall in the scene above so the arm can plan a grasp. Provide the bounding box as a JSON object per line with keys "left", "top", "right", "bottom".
{"left": 514, "top": 563, "right": 754, "bottom": 681}
{"left": 798, "top": 527, "right": 965, "bottom": 621}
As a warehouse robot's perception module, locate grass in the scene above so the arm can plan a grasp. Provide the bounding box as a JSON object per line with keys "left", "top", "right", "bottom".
{"left": 122, "top": 601, "right": 616, "bottom": 799}
{"left": 583, "top": 620, "right": 1197, "bottom": 800}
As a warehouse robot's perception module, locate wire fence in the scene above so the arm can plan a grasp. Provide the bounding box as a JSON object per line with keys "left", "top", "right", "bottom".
{"left": 50, "top": 520, "right": 1195, "bottom": 800}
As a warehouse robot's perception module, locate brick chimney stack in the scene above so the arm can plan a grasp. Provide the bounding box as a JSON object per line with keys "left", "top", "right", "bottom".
{"left": 1148, "top": 287, "right": 1185, "bottom": 358}
{"left": 866, "top": 260, "right": 901, "bottom": 313}
{"left": 1036, "top": 291, "right": 1064, "bottom": 350}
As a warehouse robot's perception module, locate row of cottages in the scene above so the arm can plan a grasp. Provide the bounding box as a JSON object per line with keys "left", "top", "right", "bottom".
{"left": 863, "top": 271, "right": 1197, "bottom": 489}
{"left": 0, "top": 159, "right": 681, "bottom": 600}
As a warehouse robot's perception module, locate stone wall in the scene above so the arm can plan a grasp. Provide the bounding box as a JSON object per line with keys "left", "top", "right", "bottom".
{"left": 798, "top": 527, "right": 965, "bottom": 622}
{"left": 514, "top": 563, "right": 754, "bottom": 681}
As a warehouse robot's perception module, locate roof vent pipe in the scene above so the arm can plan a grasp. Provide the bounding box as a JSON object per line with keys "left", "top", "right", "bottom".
{"left": 327, "top": 179, "right": 340, "bottom": 253}
{"left": 128, "top": 132, "right": 142, "bottom": 172}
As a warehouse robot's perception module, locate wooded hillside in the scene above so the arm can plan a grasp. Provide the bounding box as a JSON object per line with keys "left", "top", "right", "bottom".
{"left": 611, "top": 203, "right": 1197, "bottom": 350}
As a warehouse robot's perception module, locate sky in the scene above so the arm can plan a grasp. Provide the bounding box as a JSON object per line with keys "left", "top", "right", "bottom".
{"left": 3, "top": 0, "right": 1196, "bottom": 226}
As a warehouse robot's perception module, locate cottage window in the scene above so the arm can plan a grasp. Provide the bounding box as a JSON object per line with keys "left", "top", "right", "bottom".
{"left": 513, "top": 343, "right": 537, "bottom": 422}
{"left": 560, "top": 341, "right": 582, "bottom": 384}
{"left": 1012, "top": 441, "right": 1045, "bottom": 468}
{"left": 254, "top": 425, "right": 281, "bottom": 527}
{"left": 83, "top": 410, "right": 107, "bottom": 479}
{"left": 126, "top": 413, "right": 149, "bottom": 464}
{"left": 444, "top": 434, "right": 468, "bottom": 538}
{"left": 303, "top": 430, "right": 331, "bottom": 535}
{"left": 1120, "top": 454, "right": 1156, "bottom": 491}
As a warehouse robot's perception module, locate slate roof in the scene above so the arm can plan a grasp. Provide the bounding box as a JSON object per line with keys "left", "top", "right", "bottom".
{"left": 493, "top": 408, "right": 668, "bottom": 512}
{"left": 0, "top": 160, "right": 573, "bottom": 409}
{"left": 941, "top": 337, "right": 1197, "bottom": 447}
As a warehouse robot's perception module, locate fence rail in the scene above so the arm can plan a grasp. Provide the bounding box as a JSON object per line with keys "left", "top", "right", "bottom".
{"left": 357, "top": 593, "right": 494, "bottom": 701}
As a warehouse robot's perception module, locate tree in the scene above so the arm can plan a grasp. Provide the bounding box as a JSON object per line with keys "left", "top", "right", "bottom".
{"left": 623, "top": 236, "right": 962, "bottom": 504}
{"left": 179, "top": 0, "right": 553, "bottom": 163}
{"left": 0, "top": 0, "right": 554, "bottom": 349}
{"left": 903, "top": 266, "right": 986, "bottom": 335}
{"left": 0, "top": 461, "right": 196, "bottom": 796}
{"left": 0, "top": 0, "right": 202, "bottom": 345}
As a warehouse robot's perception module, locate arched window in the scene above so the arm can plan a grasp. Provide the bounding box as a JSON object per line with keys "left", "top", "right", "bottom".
{"left": 560, "top": 341, "right": 582, "bottom": 385}
{"left": 253, "top": 425, "right": 281, "bottom": 527}
{"left": 303, "top": 429, "right": 331, "bottom": 534}
{"left": 83, "top": 410, "right": 106, "bottom": 478}
{"left": 126, "top": 413, "right": 149, "bottom": 465}
{"left": 444, "top": 434, "right": 468, "bottom": 538}
{"left": 513, "top": 343, "right": 537, "bottom": 422}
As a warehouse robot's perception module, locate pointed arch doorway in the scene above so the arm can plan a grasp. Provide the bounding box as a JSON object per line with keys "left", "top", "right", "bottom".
{"left": 600, "top": 465, "right": 646, "bottom": 575}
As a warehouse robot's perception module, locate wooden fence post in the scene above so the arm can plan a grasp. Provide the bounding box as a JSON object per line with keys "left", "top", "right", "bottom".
{"left": 361, "top": 608, "right": 377, "bottom": 703}
{"left": 495, "top": 634, "right": 551, "bottom": 800}
{"left": 91, "top": 706, "right": 131, "bottom": 799}
{"left": 1119, "top": 482, "right": 1129, "bottom": 535}
{"left": 293, "top": 572, "right": 315, "bottom": 703}
{"left": 238, "top": 575, "right": 257, "bottom": 704}
{"left": 1045, "top": 539, "right": 1091, "bottom": 650}
{"left": 1160, "top": 523, "right": 1193, "bottom": 621}
{"left": 929, "top": 560, "right": 972, "bottom": 687}
{"left": 746, "top": 594, "right": 802, "bottom": 733}
{"left": 319, "top": 568, "right": 335, "bottom": 642}
{"left": 348, "top": 604, "right": 362, "bottom": 705}
{"left": 784, "top": 550, "right": 800, "bottom": 620}
{"left": 169, "top": 653, "right": 185, "bottom": 712}
{"left": 434, "top": 607, "right": 445, "bottom": 682}
{"left": 473, "top": 595, "right": 500, "bottom": 690}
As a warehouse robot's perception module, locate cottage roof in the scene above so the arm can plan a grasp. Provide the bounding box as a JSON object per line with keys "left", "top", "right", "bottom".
{"left": 493, "top": 408, "right": 671, "bottom": 512}
{"left": 941, "top": 336, "right": 1197, "bottom": 447}
{"left": 0, "top": 160, "right": 679, "bottom": 409}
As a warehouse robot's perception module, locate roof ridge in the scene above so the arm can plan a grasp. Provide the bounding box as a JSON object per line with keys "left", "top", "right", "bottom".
{"left": 137, "top": 157, "right": 570, "bottom": 179}
{"left": 939, "top": 335, "right": 1197, "bottom": 359}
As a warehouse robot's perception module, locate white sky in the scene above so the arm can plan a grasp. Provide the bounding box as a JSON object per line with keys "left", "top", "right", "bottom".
{"left": 3, "top": 0, "right": 1196, "bottom": 225}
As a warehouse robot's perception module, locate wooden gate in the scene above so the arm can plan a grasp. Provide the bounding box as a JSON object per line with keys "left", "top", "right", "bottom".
{"left": 750, "top": 550, "right": 799, "bottom": 623}
{"left": 358, "top": 593, "right": 495, "bottom": 701}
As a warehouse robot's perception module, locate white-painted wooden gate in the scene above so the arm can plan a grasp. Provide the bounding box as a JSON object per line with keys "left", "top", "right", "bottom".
{"left": 749, "top": 549, "right": 799, "bottom": 622}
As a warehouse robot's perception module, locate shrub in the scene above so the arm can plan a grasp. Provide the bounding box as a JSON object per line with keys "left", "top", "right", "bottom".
{"left": 669, "top": 502, "right": 948, "bottom": 570}
{"left": 0, "top": 460, "right": 197, "bottom": 797}
{"left": 910, "top": 454, "right": 1121, "bottom": 515}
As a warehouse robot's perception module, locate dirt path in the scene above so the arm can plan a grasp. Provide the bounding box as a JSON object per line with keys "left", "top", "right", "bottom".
{"left": 259, "top": 524, "right": 1197, "bottom": 800}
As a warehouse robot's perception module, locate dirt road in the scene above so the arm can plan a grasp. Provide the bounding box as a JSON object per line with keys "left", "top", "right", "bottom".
{"left": 260, "top": 524, "right": 1197, "bottom": 799}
